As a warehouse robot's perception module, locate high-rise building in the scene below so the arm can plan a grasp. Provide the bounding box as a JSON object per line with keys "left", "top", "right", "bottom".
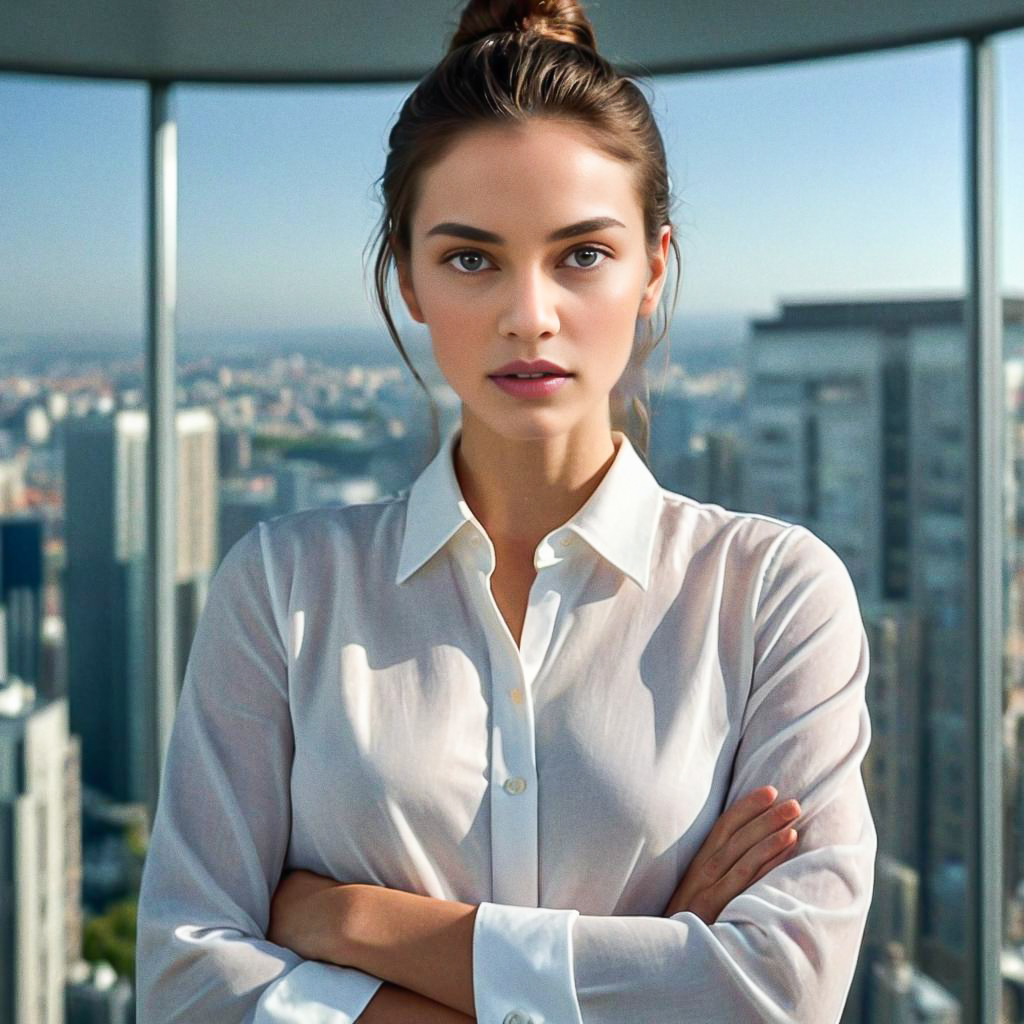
{"left": 1, "top": 517, "right": 45, "bottom": 690}
{"left": 65, "top": 961, "right": 134, "bottom": 1024}
{"left": 63, "top": 408, "right": 218, "bottom": 804}
{"left": 744, "top": 294, "right": 1024, "bottom": 1018}
{"left": 0, "top": 456, "right": 26, "bottom": 515}
{"left": 217, "top": 426, "right": 252, "bottom": 476}
{"left": 175, "top": 409, "right": 219, "bottom": 584}
{"left": 218, "top": 486, "right": 277, "bottom": 566}
{"left": 0, "top": 681, "right": 83, "bottom": 1024}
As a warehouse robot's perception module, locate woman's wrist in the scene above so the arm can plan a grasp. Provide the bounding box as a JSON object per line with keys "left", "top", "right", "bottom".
{"left": 329, "top": 882, "right": 370, "bottom": 967}
{"left": 332, "top": 883, "right": 477, "bottom": 1016}
{"left": 359, "top": 982, "right": 475, "bottom": 1024}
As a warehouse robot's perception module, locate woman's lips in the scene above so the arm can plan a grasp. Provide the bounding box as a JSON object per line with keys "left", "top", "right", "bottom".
{"left": 489, "top": 374, "right": 573, "bottom": 397}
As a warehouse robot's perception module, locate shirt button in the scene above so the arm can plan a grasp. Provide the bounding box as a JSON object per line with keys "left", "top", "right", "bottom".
{"left": 503, "top": 777, "right": 527, "bottom": 795}
{"left": 560, "top": 535, "right": 573, "bottom": 546}
{"left": 503, "top": 1013, "right": 532, "bottom": 1024}
{"left": 508, "top": 687, "right": 523, "bottom": 704}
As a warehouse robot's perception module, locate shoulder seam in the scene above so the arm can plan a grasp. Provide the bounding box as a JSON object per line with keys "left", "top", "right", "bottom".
{"left": 754, "top": 523, "right": 805, "bottom": 620}
{"left": 255, "top": 520, "right": 290, "bottom": 679}
{"left": 657, "top": 491, "right": 800, "bottom": 533}
{"left": 265, "top": 492, "right": 407, "bottom": 529}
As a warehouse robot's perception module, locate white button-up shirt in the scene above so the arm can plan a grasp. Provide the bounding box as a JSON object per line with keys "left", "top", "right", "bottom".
{"left": 135, "top": 420, "right": 877, "bottom": 1023}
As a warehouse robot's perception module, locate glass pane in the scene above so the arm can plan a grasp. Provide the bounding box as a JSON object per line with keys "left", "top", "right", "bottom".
{"left": 6, "top": 23, "right": 1020, "bottom": 1021}
{"left": 999, "top": 26, "right": 1024, "bottom": 1024}
{"left": 174, "top": 82, "right": 453, "bottom": 589}
{"left": 644, "top": 41, "right": 970, "bottom": 1020}
{"left": 0, "top": 71, "right": 147, "bottom": 1016}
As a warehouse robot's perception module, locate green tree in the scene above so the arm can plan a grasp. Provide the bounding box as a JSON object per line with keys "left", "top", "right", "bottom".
{"left": 83, "top": 898, "right": 137, "bottom": 981}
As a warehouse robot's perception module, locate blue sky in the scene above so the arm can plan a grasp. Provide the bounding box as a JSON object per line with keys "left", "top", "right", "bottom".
{"left": 1, "top": 30, "right": 1022, "bottom": 348}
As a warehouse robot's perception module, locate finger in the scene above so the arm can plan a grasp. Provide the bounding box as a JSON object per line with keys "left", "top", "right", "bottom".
{"left": 703, "top": 786, "right": 778, "bottom": 854}
{"left": 695, "top": 830, "right": 799, "bottom": 924}
{"left": 667, "top": 788, "right": 797, "bottom": 921}
{"left": 729, "top": 798, "right": 801, "bottom": 861}
{"left": 723, "top": 827, "right": 797, "bottom": 896}
{"left": 698, "top": 795, "right": 797, "bottom": 888}
{"left": 748, "top": 831, "right": 799, "bottom": 886}
{"left": 666, "top": 823, "right": 793, "bottom": 924}
{"left": 741, "top": 827, "right": 802, "bottom": 884}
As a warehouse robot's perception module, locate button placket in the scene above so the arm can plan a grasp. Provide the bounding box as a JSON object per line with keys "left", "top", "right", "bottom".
{"left": 467, "top": 557, "right": 538, "bottom": 908}
{"left": 462, "top": 525, "right": 573, "bottom": 907}
{"left": 475, "top": 546, "right": 568, "bottom": 910}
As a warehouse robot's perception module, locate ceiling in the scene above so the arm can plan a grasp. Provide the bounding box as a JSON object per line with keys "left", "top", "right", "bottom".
{"left": 3, "top": 0, "right": 1024, "bottom": 83}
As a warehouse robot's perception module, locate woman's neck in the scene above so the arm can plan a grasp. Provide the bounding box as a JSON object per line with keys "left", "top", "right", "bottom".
{"left": 452, "top": 414, "right": 621, "bottom": 552}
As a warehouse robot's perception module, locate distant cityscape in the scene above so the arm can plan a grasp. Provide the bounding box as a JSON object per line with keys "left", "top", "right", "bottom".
{"left": 4, "top": 292, "right": 1024, "bottom": 1021}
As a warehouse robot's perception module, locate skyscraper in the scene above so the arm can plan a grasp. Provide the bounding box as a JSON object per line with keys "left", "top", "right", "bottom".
{"left": 0, "top": 682, "right": 83, "bottom": 1024}
{"left": 745, "top": 294, "right": 1024, "bottom": 1015}
{"left": 64, "top": 408, "right": 218, "bottom": 805}
{"left": 0, "top": 517, "right": 44, "bottom": 689}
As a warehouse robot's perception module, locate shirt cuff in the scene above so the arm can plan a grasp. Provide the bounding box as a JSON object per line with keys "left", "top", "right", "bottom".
{"left": 254, "top": 960, "right": 384, "bottom": 1023}
{"left": 472, "top": 901, "right": 584, "bottom": 1024}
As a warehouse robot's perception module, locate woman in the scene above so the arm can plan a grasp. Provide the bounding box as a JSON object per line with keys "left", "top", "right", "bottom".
{"left": 135, "top": 1, "right": 877, "bottom": 1021}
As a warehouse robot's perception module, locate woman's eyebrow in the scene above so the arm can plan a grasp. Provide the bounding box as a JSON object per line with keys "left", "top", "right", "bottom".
{"left": 425, "top": 216, "right": 626, "bottom": 244}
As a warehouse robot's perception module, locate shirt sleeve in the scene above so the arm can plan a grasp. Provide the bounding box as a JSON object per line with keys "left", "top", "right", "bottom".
{"left": 135, "top": 521, "right": 385, "bottom": 1023}
{"left": 471, "top": 523, "right": 878, "bottom": 1024}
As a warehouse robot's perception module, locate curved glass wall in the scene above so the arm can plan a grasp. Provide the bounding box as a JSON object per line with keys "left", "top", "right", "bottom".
{"left": 0, "top": 72, "right": 148, "bottom": 1016}
{"left": 646, "top": 42, "right": 973, "bottom": 1021}
{"left": 1, "top": 24, "right": 1023, "bottom": 1022}
{"left": 1000, "top": 26, "right": 1024, "bottom": 1024}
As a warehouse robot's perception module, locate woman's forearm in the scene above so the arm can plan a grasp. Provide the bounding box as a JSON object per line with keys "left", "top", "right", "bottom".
{"left": 342, "top": 884, "right": 478, "bottom": 1018}
{"left": 359, "top": 982, "right": 474, "bottom": 1024}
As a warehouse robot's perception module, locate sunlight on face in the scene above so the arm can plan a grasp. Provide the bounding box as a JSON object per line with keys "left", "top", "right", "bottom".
{"left": 397, "top": 118, "right": 669, "bottom": 444}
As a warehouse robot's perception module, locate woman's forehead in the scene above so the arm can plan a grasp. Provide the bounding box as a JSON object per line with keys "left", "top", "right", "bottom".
{"left": 414, "top": 126, "right": 639, "bottom": 235}
{"left": 435, "top": 118, "right": 608, "bottom": 166}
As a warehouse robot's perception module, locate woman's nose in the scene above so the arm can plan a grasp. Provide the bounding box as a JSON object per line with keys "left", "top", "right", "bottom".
{"left": 496, "top": 265, "right": 560, "bottom": 339}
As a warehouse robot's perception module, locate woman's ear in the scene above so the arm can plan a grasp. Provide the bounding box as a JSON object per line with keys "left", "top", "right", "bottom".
{"left": 395, "top": 256, "right": 426, "bottom": 325}
{"left": 638, "top": 225, "right": 672, "bottom": 319}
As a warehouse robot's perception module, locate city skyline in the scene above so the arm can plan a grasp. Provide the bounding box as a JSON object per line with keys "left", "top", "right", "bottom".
{"left": 3, "top": 30, "right": 1023, "bottom": 350}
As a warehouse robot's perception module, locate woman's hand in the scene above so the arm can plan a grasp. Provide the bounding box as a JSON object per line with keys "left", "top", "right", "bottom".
{"left": 662, "top": 786, "right": 801, "bottom": 925}
{"left": 266, "top": 868, "right": 357, "bottom": 965}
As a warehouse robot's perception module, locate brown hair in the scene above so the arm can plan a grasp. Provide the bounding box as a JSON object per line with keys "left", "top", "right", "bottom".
{"left": 364, "top": 0, "right": 683, "bottom": 465}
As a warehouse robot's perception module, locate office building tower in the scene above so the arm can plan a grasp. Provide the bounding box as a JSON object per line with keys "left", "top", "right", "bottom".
{"left": 175, "top": 409, "right": 219, "bottom": 584}
{"left": 867, "top": 942, "right": 959, "bottom": 1023}
{"left": 0, "top": 456, "right": 26, "bottom": 514}
{"left": 745, "top": 294, "right": 1024, "bottom": 1017}
{"left": 0, "top": 682, "right": 83, "bottom": 1024}
{"left": 647, "top": 390, "right": 696, "bottom": 493}
{"left": 746, "top": 296, "right": 1024, "bottom": 602}
{"left": 65, "top": 961, "right": 135, "bottom": 1024}
{"left": 1, "top": 517, "right": 45, "bottom": 689}
{"left": 64, "top": 410, "right": 147, "bottom": 805}
{"left": 217, "top": 426, "right": 252, "bottom": 476}
{"left": 64, "top": 409, "right": 218, "bottom": 804}
{"left": 273, "top": 459, "right": 318, "bottom": 515}
{"left": 218, "top": 487, "right": 277, "bottom": 565}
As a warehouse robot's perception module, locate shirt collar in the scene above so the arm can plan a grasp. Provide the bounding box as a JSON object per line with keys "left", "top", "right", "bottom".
{"left": 396, "top": 419, "right": 663, "bottom": 591}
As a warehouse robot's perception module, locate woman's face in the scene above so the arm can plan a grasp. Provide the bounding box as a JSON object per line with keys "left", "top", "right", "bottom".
{"left": 396, "top": 119, "right": 671, "bottom": 443}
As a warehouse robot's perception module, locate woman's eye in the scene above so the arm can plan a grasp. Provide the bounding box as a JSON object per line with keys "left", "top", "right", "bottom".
{"left": 446, "top": 251, "right": 493, "bottom": 274}
{"left": 563, "top": 246, "right": 609, "bottom": 270}
{"left": 444, "top": 246, "right": 610, "bottom": 275}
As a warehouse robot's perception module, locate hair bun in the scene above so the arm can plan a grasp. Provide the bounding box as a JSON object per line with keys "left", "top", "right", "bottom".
{"left": 447, "top": 0, "right": 598, "bottom": 55}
